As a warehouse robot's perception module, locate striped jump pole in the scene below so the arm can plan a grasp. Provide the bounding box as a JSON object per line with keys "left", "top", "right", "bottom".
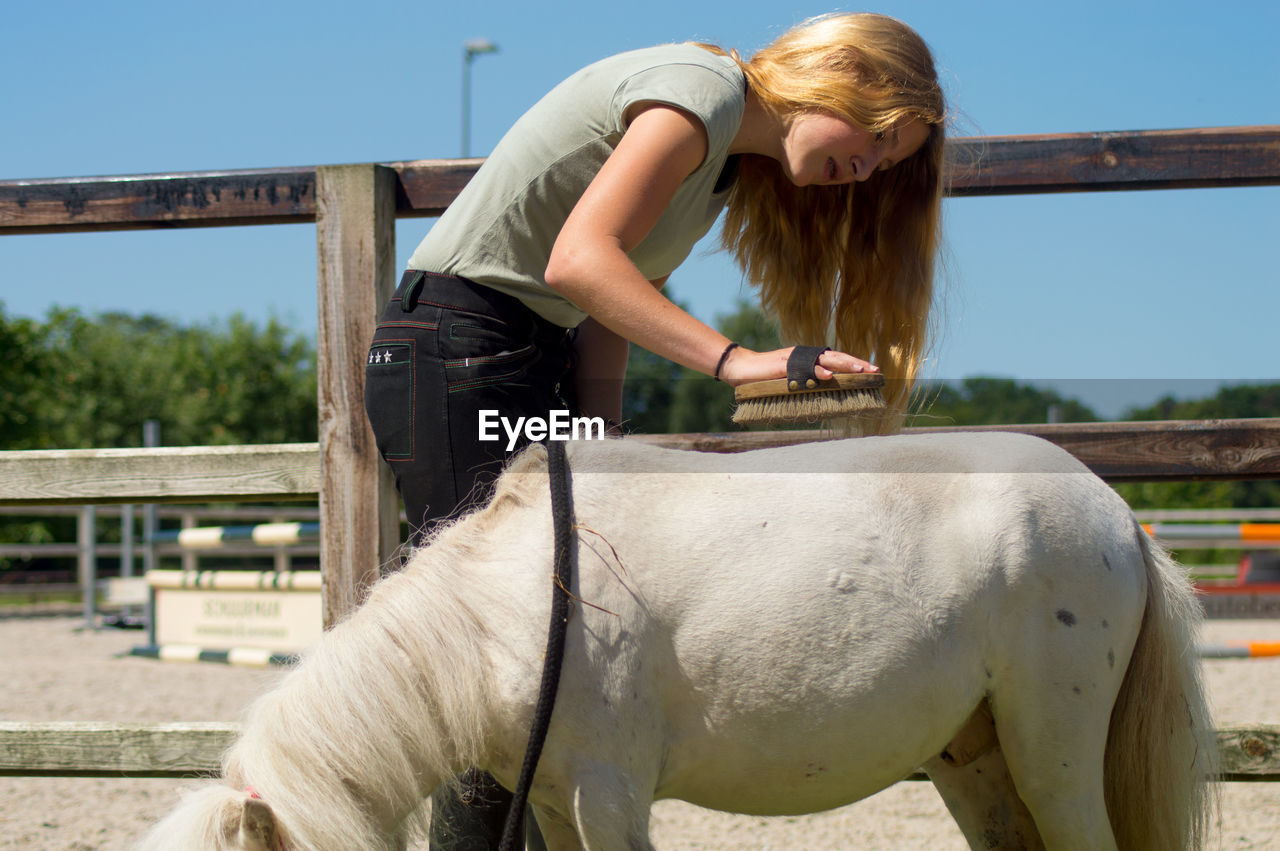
{"left": 129, "top": 644, "right": 299, "bottom": 667}
{"left": 1199, "top": 641, "right": 1280, "bottom": 659}
{"left": 151, "top": 521, "right": 320, "bottom": 549}
{"left": 1143, "top": 523, "right": 1280, "bottom": 544}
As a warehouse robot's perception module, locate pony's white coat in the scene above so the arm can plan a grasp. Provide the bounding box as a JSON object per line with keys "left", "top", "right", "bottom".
{"left": 140, "top": 433, "right": 1216, "bottom": 850}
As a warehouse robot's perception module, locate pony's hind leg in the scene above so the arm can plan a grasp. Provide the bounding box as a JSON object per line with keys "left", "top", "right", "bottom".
{"left": 924, "top": 702, "right": 1045, "bottom": 850}
{"left": 996, "top": 746, "right": 1114, "bottom": 851}
{"left": 925, "top": 747, "right": 1044, "bottom": 850}
{"left": 987, "top": 647, "right": 1125, "bottom": 848}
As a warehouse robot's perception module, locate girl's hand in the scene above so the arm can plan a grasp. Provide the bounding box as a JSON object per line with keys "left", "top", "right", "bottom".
{"left": 718, "top": 346, "right": 878, "bottom": 386}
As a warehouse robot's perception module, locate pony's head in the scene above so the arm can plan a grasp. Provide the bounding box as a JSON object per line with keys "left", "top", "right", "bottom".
{"left": 138, "top": 784, "right": 287, "bottom": 851}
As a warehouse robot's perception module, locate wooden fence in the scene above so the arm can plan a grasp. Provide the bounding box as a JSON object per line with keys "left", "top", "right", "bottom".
{"left": 0, "top": 125, "right": 1278, "bottom": 781}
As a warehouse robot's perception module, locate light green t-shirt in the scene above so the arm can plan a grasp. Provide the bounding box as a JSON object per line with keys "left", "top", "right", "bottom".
{"left": 407, "top": 44, "right": 747, "bottom": 327}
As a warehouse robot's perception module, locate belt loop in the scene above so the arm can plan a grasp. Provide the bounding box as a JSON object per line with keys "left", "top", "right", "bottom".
{"left": 400, "top": 270, "right": 426, "bottom": 312}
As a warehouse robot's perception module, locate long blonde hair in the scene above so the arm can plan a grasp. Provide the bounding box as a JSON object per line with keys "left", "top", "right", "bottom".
{"left": 707, "top": 13, "right": 947, "bottom": 429}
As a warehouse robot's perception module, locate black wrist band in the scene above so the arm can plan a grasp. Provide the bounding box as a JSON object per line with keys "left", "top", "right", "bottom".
{"left": 713, "top": 342, "right": 740, "bottom": 382}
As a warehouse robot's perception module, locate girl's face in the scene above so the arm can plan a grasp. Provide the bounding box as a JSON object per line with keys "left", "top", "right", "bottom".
{"left": 781, "top": 113, "right": 930, "bottom": 187}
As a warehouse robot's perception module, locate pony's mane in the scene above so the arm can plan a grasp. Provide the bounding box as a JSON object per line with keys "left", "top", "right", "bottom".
{"left": 143, "top": 443, "right": 555, "bottom": 849}
{"left": 218, "top": 483, "right": 541, "bottom": 848}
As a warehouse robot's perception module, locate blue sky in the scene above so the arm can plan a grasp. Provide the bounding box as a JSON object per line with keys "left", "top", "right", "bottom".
{"left": 3, "top": 0, "right": 1277, "bottom": 418}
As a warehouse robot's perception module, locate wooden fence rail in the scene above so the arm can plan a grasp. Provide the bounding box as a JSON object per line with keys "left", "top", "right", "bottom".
{"left": 1, "top": 721, "right": 1275, "bottom": 782}
{"left": 1, "top": 126, "right": 1277, "bottom": 235}
{"left": 2, "top": 418, "right": 1278, "bottom": 508}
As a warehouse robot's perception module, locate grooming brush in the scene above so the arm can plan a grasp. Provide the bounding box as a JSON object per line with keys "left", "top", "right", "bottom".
{"left": 732, "top": 345, "right": 886, "bottom": 426}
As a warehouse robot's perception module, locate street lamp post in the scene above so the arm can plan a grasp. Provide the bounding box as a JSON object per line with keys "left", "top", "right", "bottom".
{"left": 462, "top": 38, "right": 499, "bottom": 158}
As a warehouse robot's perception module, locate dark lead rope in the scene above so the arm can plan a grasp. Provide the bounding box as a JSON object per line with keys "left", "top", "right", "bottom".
{"left": 499, "top": 438, "right": 574, "bottom": 851}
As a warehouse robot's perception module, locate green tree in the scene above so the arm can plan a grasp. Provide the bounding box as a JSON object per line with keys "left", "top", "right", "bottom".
{"left": 0, "top": 305, "right": 50, "bottom": 450}
{"left": 1124, "top": 383, "right": 1280, "bottom": 423}
{"left": 910, "top": 377, "right": 1098, "bottom": 427}
{"left": 10, "top": 308, "right": 317, "bottom": 450}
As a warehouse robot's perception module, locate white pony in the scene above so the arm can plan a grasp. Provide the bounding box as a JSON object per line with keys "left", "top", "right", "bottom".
{"left": 141, "top": 432, "right": 1216, "bottom": 850}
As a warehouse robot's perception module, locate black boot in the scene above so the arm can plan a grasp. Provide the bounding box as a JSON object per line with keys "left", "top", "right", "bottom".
{"left": 428, "top": 769, "right": 547, "bottom": 850}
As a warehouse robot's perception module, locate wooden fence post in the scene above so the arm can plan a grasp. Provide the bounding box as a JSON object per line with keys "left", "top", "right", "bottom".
{"left": 77, "top": 506, "right": 96, "bottom": 629}
{"left": 315, "top": 164, "right": 401, "bottom": 627}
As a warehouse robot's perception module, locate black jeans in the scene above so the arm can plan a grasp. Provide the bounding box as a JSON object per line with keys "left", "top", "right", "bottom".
{"left": 364, "top": 270, "right": 573, "bottom": 849}
{"left": 365, "top": 270, "right": 577, "bottom": 540}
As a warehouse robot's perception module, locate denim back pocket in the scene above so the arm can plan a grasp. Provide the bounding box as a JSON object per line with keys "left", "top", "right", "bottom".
{"left": 449, "top": 319, "right": 509, "bottom": 350}
{"left": 364, "top": 339, "right": 415, "bottom": 460}
{"left": 440, "top": 310, "right": 539, "bottom": 393}
{"left": 443, "top": 311, "right": 524, "bottom": 358}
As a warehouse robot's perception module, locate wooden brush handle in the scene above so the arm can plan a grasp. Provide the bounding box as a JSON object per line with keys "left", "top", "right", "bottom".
{"left": 733, "top": 372, "right": 885, "bottom": 401}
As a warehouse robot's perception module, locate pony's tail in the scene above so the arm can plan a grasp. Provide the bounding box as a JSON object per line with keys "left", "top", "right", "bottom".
{"left": 1104, "top": 525, "right": 1218, "bottom": 849}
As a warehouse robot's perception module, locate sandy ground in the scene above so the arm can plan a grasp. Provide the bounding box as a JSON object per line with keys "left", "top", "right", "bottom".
{"left": 2, "top": 610, "right": 1278, "bottom": 850}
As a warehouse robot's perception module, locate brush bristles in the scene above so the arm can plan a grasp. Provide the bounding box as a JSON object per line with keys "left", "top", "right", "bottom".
{"left": 732, "top": 387, "right": 886, "bottom": 426}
